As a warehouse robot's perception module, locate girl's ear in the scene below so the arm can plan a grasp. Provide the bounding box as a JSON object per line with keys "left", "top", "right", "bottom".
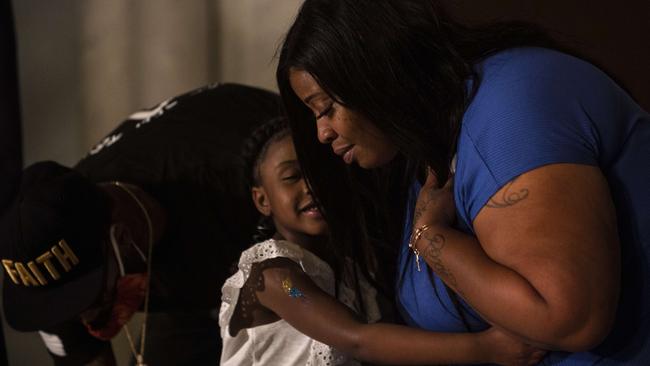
{"left": 252, "top": 186, "right": 271, "bottom": 216}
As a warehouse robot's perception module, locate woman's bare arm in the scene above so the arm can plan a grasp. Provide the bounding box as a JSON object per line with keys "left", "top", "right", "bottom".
{"left": 413, "top": 163, "right": 620, "bottom": 351}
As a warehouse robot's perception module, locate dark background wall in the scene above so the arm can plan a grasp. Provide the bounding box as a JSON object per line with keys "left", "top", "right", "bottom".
{"left": 1, "top": 0, "right": 20, "bottom": 365}
{"left": 1, "top": 0, "right": 22, "bottom": 212}
{"left": 443, "top": 0, "right": 650, "bottom": 111}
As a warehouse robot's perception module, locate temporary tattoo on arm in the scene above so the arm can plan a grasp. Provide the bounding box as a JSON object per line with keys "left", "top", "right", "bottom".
{"left": 486, "top": 177, "right": 529, "bottom": 208}
{"left": 421, "top": 231, "right": 463, "bottom": 295}
{"left": 282, "top": 278, "right": 306, "bottom": 299}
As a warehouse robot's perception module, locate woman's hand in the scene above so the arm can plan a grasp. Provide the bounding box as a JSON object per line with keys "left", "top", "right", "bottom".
{"left": 479, "top": 327, "right": 547, "bottom": 366}
{"left": 412, "top": 169, "right": 456, "bottom": 230}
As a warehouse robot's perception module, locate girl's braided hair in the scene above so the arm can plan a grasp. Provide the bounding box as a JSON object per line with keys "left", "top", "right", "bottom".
{"left": 241, "top": 116, "right": 291, "bottom": 241}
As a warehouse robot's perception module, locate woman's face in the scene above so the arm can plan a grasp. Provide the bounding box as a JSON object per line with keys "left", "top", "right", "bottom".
{"left": 289, "top": 69, "right": 398, "bottom": 169}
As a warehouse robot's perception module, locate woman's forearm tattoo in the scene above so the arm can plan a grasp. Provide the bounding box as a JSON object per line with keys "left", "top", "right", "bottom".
{"left": 486, "top": 177, "right": 529, "bottom": 208}
{"left": 421, "top": 231, "right": 462, "bottom": 294}
{"left": 413, "top": 186, "right": 435, "bottom": 223}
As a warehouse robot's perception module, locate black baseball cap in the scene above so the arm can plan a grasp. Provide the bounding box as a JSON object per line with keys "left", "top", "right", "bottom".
{"left": 0, "top": 161, "right": 110, "bottom": 331}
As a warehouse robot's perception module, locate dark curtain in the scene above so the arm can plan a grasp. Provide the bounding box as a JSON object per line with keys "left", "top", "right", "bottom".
{"left": 0, "top": 0, "right": 22, "bottom": 363}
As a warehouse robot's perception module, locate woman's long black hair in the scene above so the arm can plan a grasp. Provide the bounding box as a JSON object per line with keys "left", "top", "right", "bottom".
{"left": 277, "top": 0, "right": 559, "bottom": 325}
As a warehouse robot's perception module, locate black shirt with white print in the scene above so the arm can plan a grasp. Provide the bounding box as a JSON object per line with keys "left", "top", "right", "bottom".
{"left": 39, "top": 83, "right": 281, "bottom": 366}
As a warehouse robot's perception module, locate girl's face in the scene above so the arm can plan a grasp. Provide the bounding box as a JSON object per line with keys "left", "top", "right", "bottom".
{"left": 289, "top": 69, "right": 398, "bottom": 169}
{"left": 252, "top": 135, "right": 328, "bottom": 244}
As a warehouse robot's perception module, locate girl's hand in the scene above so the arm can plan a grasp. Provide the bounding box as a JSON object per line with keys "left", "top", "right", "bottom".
{"left": 479, "top": 327, "right": 547, "bottom": 366}
{"left": 412, "top": 169, "right": 456, "bottom": 230}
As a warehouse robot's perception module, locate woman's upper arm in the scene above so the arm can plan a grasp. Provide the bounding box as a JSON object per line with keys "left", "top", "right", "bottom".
{"left": 473, "top": 163, "right": 620, "bottom": 346}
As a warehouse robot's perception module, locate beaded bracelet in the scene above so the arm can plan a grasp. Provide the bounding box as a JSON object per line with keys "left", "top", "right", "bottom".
{"left": 408, "top": 224, "right": 431, "bottom": 272}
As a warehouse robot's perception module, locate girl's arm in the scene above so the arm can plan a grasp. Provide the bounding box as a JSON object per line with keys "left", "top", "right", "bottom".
{"left": 412, "top": 164, "right": 619, "bottom": 352}
{"left": 252, "top": 258, "right": 544, "bottom": 365}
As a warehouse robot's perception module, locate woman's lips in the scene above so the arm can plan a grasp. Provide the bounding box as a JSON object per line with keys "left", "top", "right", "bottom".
{"left": 343, "top": 148, "right": 354, "bottom": 164}
{"left": 333, "top": 144, "right": 354, "bottom": 164}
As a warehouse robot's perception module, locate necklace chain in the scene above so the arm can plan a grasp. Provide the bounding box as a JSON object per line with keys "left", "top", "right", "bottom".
{"left": 113, "top": 181, "right": 154, "bottom": 366}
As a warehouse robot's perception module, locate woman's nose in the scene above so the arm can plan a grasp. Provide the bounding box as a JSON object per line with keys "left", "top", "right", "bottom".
{"left": 317, "top": 119, "right": 337, "bottom": 144}
{"left": 302, "top": 181, "right": 311, "bottom": 194}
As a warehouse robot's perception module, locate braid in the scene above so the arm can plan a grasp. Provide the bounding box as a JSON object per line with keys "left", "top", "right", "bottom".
{"left": 241, "top": 116, "right": 291, "bottom": 187}
{"left": 241, "top": 116, "right": 291, "bottom": 241}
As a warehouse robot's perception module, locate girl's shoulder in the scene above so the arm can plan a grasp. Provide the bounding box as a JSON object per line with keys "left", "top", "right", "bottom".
{"left": 238, "top": 239, "right": 330, "bottom": 273}
{"left": 227, "top": 239, "right": 335, "bottom": 294}
{"left": 219, "top": 239, "right": 334, "bottom": 330}
{"left": 239, "top": 238, "right": 304, "bottom": 264}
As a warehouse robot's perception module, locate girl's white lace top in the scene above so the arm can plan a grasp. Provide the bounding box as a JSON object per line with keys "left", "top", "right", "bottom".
{"left": 219, "top": 239, "right": 381, "bottom": 366}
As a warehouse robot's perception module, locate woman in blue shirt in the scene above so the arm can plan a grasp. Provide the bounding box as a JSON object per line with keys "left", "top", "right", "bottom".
{"left": 276, "top": 0, "right": 650, "bottom": 365}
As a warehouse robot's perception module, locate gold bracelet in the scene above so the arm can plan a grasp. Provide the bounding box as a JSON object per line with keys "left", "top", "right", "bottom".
{"left": 408, "top": 224, "right": 431, "bottom": 272}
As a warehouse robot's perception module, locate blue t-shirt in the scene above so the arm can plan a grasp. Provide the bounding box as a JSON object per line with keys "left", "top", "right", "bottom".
{"left": 396, "top": 48, "right": 650, "bottom": 365}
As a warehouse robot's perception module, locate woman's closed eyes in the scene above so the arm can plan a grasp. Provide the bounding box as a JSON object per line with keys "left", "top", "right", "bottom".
{"left": 316, "top": 102, "right": 334, "bottom": 120}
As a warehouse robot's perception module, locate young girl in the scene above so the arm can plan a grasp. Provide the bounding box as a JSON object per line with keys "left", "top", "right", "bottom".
{"left": 219, "top": 117, "right": 545, "bottom": 365}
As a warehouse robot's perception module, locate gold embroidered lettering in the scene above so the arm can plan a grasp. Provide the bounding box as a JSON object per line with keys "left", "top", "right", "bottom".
{"left": 51, "top": 240, "right": 79, "bottom": 272}
{"left": 15, "top": 262, "right": 40, "bottom": 286}
{"left": 2, "top": 260, "right": 21, "bottom": 285}
{"left": 27, "top": 261, "right": 48, "bottom": 285}
{"left": 36, "top": 252, "right": 60, "bottom": 280}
